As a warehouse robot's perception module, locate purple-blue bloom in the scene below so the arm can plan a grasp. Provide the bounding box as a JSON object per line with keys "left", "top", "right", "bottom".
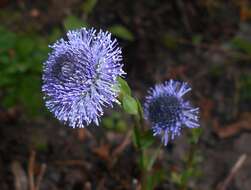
{"left": 144, "top": 80, "right": 199, "bottom": 145}
{"left": 42, "top": 28, "right": 125, "bottom": 128}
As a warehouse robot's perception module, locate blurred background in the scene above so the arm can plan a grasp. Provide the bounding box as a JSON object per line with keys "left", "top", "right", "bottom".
{"left": 0, "top": 0, "right": 251, "bottom": 190}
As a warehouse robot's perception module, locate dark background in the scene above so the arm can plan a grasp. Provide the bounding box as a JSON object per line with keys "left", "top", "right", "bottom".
{"left": 0, "top": 0, "right": 251, "bottom": 190}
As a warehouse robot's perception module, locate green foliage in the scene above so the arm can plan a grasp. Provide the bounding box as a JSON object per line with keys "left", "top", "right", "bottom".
{"left": 163, "top": 33, "right": 179, "bottom": 49}
{"left": 117, "top": 77, "right": 138, "bottom": 115}
{"left": 192, "top": 35, "right": 203, "bottom": 45}
{"left": 171, "top": 130, "right": 203, "bottom": 189}
{"left": 109, "top": 25, "right": 134, "bottom": 41}
{"left": 231, "top": 36, "right": 251, "bottom": 56}
{"left": 145, "top": 169, "right": 165, "bottom": 190}
{"left": 0, "top": 27, "right": 16, "bottom": 50}
{"left": 82, "top": 0, "right": 98, "bottom": 16}
{"left": 0, "top": 26, "right": 53, "bottom": 115}
{"left": 31, "top": 132, "right": 48, "bottom": 152}
{"left": 140, "top": 131, "right": 155, "bottom": 150}
{"left": 122, "top": 95, "right": 138, "bottom": 115}
{"left": 48, "top": 28, "right": 62, "bottom": 43}
{"left": 64, "top": 15, "right": 87, "bottom": 30}
{"left": 102, "top": 112, "right": 127, "bottom": 132}
{"left": 209, "top": 65, "right": 224, "bottom": 78}
{"left": 188, "top": 128, "right": 203, "bottom": 144}
{"left": 171, "top": 167, "right": 202, "bottom": 188}
{"left": 132, "top": 130, "right": 155, "bottom": 151}
{"left": 171, "top": 171, "right": 182, "bottom": 185}
{"left": 118, "top": 77, "right": 131, "bottom": 96}
{"left": 136, "top": 98, "right": 144, "bottom": 119}
{"left": 240, "top": 74, "right": 251, "bottom": 101}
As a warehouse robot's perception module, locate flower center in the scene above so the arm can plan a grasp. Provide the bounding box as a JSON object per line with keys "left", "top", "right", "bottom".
{"left": 148, "top": 95, "right": 182, "bottom": 129}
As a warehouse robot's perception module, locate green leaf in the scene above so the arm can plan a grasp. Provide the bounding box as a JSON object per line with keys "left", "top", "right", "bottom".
{"left": 136, "top": 98, "right": 144, "bottom": 119}
{"left": 141, "top": 131, "right": 155, "bottom": 150}
{"left": 18, "top": 76, "right": 44, "bottom": 115}
{"left": 48, "top": 28, "right": 62, "bottom": 43}
{"left": 192, "top": 35, "right": 202, "bottom": 45}
{"left": 63, "top": 15, "right": 87, "bottom": 30}
{"left": 171, "top": 172, "right": 182, "bottom": 185}
{"left": 180, "top": 168, "right": 194, "bottom": 185}
{"left": 231, "top": 36, "right": 251, "bottom": 55}
{"left": 109, "top": 25, "right": 134, "bottom": 41}
{"left": 240, "top": 74, "right": 251, "bottom": 100}
{"left": 15, "top": 36, "right": 35, "bottom": 58}
{"left": 102, "top": 112, "right": 127, "bottom": 132}
{"left": 163, "top": 33, "right": 178, "bottom": 49}
{"left": 82, "top": 0, "right": 98, "bottom": 15}
{"left": 0, "top": 26, "right": 16, "bottom": 50}
{"left": 132, "top": 123, "right": 141, "bottom": 148}
{"left": 122, "top": 95, "right": 138, "bottom": 115}
{"left": 118, "top": 77, "right": 131, "bottom": 96}
{"left": 145, "top": 170, "right": 165, "bottom": 190}
{"left": 146, "top": 148, "right": 161, "bottom": 171}
{"left": 188, "top": 128, "right": 202, "bottom": 144}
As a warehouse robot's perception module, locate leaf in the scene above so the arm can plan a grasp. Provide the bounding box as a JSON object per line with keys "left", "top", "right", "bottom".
{"left": 171, "top": 172, "right": 182, "bottom": 185}
{"left": 118, "top": 77, "right": 131, "bottom": 96}
{"left": 188, "top": 128, "right": 202, "bottom": 144}
{"left": 240, "top": 74, "right": 251, "bottom": 100}
{"left": 15, "top": 36, "right": 35, "bottom": 58}
{"left": 140, "top": 131, "right": 155, "bottom": 150}
{"left": 180, "top": 168, "right": 195, "bottom": 185}
{"left": 0, "top": 26, "right": 16, "bottom": 50}
{"left": 18, "top": 76, "right": 44, "bottom": 116}
{"left": 136, "top": 98, "right": 144, "bottom": 119}
{"left": 231, "top": 37, "right": 251, "bottom": 55}
{"left": 102, "top": 112, "right": 127, "bottom": 132}
{"left": 132, "top": 124, "right": 141, "bottom": 148}
{"left": 48, "top": 28, "right": 62, "bottom": 43}
{"left": 146, "top": 148, "right": 161, "bottom": 171}
{"left": 163, "top": 33, "right": 178, "bottom": 49}
{"left": 122, "top": 95, "right": 138, "bottom": 115}
{"left": 109, "top": 25, "right": 134, "bottom": 41}
{"left": 63, "top": 15, "right": 87, "bottom": 30}
{"left": 145, "top": 170, "right": 165, "bottom": 190}
{"left": 192, "top": 35, "right": 202, "bottom": 45}
{"left": 82, "top": 0, "right": 98, "bottom": 15}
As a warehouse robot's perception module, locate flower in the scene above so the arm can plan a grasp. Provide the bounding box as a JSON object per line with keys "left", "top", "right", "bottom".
{"left": 42, "top": 28, "right": 125, "bottom": 128}
{"left": 144, "top": 80, "right": 199, "bottom": 145}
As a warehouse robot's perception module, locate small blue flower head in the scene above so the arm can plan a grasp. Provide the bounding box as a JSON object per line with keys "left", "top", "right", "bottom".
{"left": 144, "top": 80, "right": 199, "bottom": 145}
{"left": 42, "top": 28, "right": 125, "bottom": 128}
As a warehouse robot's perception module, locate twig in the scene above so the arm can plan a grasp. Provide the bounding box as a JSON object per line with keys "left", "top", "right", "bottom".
{"left": 35, "top": 163, "right": 47, "bottom": 190}
{"left": 216, "top": 154, "right": 247, "bottom": 190}
{"left": 176, "top": 0, "right": 192, "bottom": 33}
{"left": 28, "top": 150, "right": 36, "bottom": 190}
{"left": 54, "top": 160, "right": 91, "bottom": 169}
{"left": 111, "top": 130, "right": 132, "bottom": 158}
{"left": 11, "top": 161, "right": 28, "bottom": 190}
{"left": 213, "top": 113, "right": 251, "bottom": 138}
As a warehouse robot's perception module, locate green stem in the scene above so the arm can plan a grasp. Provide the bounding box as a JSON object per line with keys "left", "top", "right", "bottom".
{"left": 133, "top": 116, "right": 163, "bottom": 190}
{"left": 132, "top": 116, "right": 144, "bottom": 169}
{"left": 179, "top": 143, "right": 196, "bottom": 190}
{"left": 132, "top": 115, "right": 147, "bottom": 188}
{"left": 147, "top": 143, "right": 162, "bottom": 171}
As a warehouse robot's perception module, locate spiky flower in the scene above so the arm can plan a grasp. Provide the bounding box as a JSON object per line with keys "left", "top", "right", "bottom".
{"left": 42, "top": 28, "right": 125, "bottom": 128}
{"left": 144, "top": 80, "right": 199, "bottom": 145}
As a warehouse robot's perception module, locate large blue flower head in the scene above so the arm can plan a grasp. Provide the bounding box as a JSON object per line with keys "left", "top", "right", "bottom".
{"left": 144, "top": 80, "right": 199, "bottom": 145}
{"left": 42, "top": 28, "right": 125, "bottom": 128}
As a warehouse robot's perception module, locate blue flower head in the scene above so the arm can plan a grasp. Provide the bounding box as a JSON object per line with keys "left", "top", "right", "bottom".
{"left": 144, "top": 80, "right": 199, "bottom": 145}
{"left": 42, "top": 28, "right": 125, "bottom": 128}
